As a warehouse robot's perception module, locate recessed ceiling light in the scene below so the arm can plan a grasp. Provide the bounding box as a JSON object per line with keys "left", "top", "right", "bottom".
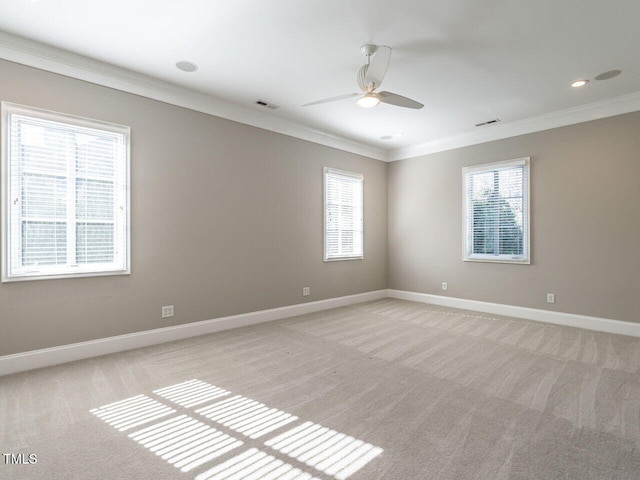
{"left": 380, "top": 132, "right": 405, "bottom": 140}
{"left": 571, "top": 79, "right": 589, "bottom": 88}
{"left": 595, "top": 69, "right": 622, "bottom": 81}
{"left": 176, "top": 61, "right": 198, "bottom": 73}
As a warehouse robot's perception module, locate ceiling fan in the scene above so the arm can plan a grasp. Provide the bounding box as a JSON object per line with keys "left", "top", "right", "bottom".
{"left": 303, "top": 44, "right": 423, "bottom": 110}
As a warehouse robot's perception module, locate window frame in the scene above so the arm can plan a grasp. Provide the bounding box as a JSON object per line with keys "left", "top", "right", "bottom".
{"left": 1, "top": 102, "right": 131, "bottom": 282}
{"left": 323, "top": 167, "right": 364, "bottom": 262}
{"left": 462, "top": 157, "right": 530, "bottom": 265}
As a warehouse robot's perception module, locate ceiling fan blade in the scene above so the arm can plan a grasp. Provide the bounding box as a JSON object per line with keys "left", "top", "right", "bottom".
{"left": 303, "top": 93, "right": 361, "bottom": 106}
{"left": 378, "top": 91, "right": 424, "bottom": 109}
{"left": 364, "top": 46, "right": 391, "bottom": 89}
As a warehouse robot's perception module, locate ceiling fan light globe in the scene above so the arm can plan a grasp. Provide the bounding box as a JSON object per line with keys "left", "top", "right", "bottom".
{"left": 357, "top": 94, "right": 380, "bottom": 108}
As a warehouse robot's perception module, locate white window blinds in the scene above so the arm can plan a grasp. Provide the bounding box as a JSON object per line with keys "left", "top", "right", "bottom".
{"left": 2, "top": 103, "right": 130, "bottom": 281}
{"left": 324, "top": 167, "right": 364, "bottom": 261}
{"left": 463, "top": 158, "right": 530, "bottom": 264}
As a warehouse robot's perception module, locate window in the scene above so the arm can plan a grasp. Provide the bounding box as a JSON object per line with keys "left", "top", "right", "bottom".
{"left": 1, "top": 103, "right": 130, "bottom": 281}
{"left": 463, "top": 157, "right": 530, "bottom": 264}
{"left": 324, "top": 167, "right": 363, "bottom": 261}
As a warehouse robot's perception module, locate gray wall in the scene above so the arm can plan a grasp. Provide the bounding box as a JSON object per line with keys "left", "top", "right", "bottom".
{"left": 388, "top": 111, "right": 640, "bottom": 323}
{"left": 0, "top": 60, "right": 388, "bottom": 356}
{"left": 2, "top": 57, "right": 639, "bottom": 358}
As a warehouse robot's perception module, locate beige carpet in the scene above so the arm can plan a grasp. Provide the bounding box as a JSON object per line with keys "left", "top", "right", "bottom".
{"left": 2, "top": 298, "right": 640, "bottom": 479}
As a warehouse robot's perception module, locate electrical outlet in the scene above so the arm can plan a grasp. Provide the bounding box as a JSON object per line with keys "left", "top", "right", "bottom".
{"left": 442, "top": 282, "right": 448, "bottom": 291}
{"left": 546, "top": 293, "right": 556, "bottom": 304}
{"left": 302, "top": 287, "right": 310, "bottom": 297}
{"left": 161, "top": 305, "right": 174, "bottom": 318}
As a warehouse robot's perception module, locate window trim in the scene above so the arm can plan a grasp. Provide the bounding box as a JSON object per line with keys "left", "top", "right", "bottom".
{"left": 462, "top": 157, "right": 530, "bottom": 265}
{"left": 1, "top": 102, "right": 131, "bottom": 282}
{"left": 323, "top": 167, "right": 364, "bottom": 262}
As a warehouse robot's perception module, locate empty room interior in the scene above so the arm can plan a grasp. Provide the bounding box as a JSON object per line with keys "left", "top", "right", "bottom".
{"left": 1, "top": 1, "right": 640, "bottom": 479}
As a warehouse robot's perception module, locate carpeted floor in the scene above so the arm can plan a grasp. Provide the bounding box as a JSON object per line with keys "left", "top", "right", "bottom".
{"left": 2, "top": 298, "right": 640, "bottom": 479}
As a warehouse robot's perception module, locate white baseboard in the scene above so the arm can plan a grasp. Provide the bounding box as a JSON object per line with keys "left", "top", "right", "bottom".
{"left": 0, "top": 290, "right": 387, "bottom": 377}
{"left": 388, "top": 289, "right": 640, "bottom": 338}
{"left": 4, "top": 288, "right": 638, "bottom": 377}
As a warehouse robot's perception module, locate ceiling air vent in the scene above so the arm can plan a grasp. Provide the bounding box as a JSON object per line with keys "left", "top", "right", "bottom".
{"left": 255, "top": 100, "right": 280, "bottom": 110}
{"left": 475, "top": 118, "right": 501, "bottom": 127}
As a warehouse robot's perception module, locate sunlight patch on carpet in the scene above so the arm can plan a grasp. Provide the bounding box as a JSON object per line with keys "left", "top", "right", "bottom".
{"left": 266, "top": 421, "right": 383, "bottom": 480}
{"left": 154, "top": 379, "right": 231, "bottom": 408}
{"left": 195, "top": 448, "right": 321, "bottom": 480}
{"left": 196, "top": 395, "right": 298, "bottom": 439}
{"left": 128, "top": 414, "right": 243, "bottom": 472}
{"left": 90, "top": 379, "right": 383, "bottom": 479}
{"left": 90, "top": 394, "right": 175, "bottom": 431}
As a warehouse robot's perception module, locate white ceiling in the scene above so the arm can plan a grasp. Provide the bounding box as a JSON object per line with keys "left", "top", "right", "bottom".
{"left": 1, "top": 0, "right": 639, "bottom": 161}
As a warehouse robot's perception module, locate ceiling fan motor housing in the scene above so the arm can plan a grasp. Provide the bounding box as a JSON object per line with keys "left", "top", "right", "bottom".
{"left": 358, "top": 64, "right": 373, "bottom": 91}
{"left": 303, "top": 43, "right": 423, "bottom": 109}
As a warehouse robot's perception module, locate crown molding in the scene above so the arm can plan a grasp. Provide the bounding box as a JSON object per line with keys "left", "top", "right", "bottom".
{"left": 388, "top": 91, "right": 640, "bottom": 161}
{"left": 3, "top": 32, "right": 639, "bottom": 164}
{"left": 0, "top": 31, "right": 387, "bottom": 161}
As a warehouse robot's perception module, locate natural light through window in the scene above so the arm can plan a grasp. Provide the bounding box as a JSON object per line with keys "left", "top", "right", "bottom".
{"left": 265, "top": 421, "right": 383, "bottom": 480}
{"left": 128, "top": 415, "right": 243, "bottom": 473}
{"left": 1, "top": 102, "right": 130, "bottom": 282}
{"left": 196, "top": 395, "right": 298, "bottom": 439}
{"left": 91, "top": 379, "right": 383, "bottom": 480}
{"left": 154, "top": 379, "right": 231, "bottom": 408}
{"left": 90, "top": 395, "right": 175, "bottom": 432}
{"left": 462, "top": 157, "right": 530, "bottom": 264}
{"left": 196, "top": 448, "right": 320, "bottom": 480}
{"left": 324, "top": 168, "right": 364, "bottom": 261}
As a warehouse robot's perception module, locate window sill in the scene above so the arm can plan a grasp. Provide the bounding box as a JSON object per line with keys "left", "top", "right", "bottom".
{"left": 463, "top": 257, "right": 530, "bottom": 265}
{"left": 2, "top": 269, "right": 131, "bottom": 283}
{"left": 324, "top": 256, "right": 363, "bottom": 262}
